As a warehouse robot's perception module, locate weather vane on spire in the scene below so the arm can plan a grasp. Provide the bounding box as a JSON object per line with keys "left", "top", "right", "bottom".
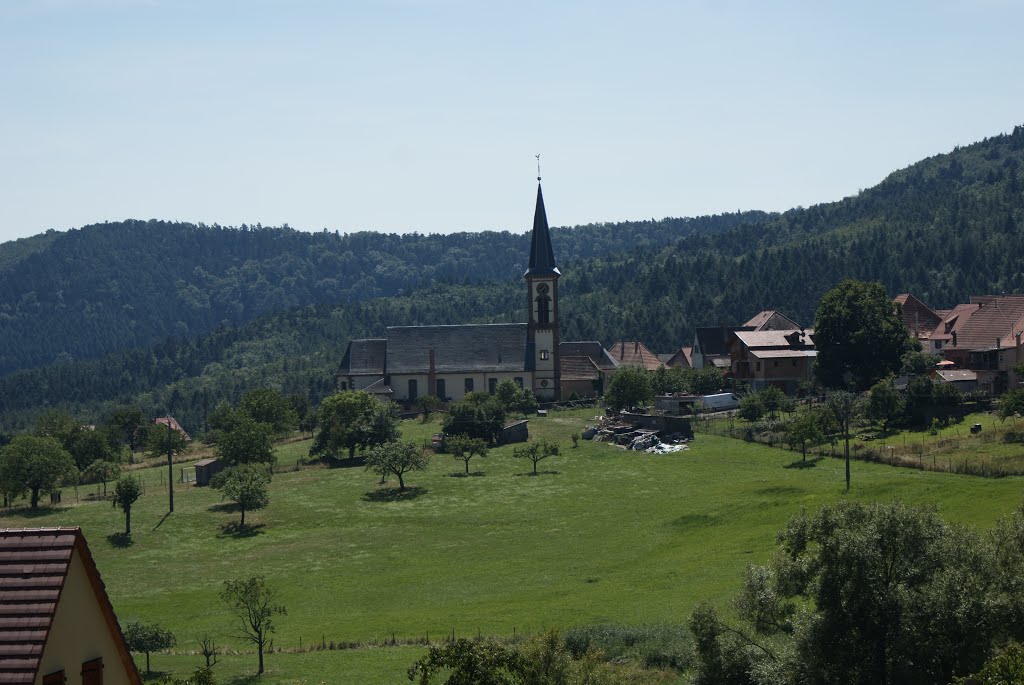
{"left": 536, "top": 154, "right": 541, "bottom": 182}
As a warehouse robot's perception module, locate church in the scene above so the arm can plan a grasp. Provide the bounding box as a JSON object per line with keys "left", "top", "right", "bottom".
{"left": 338, "top": 181, "right": 618, "bottom": 404}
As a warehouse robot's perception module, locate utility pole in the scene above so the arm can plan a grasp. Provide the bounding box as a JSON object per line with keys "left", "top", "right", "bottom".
{"left": 166, "top": 415, "right": 174, "bottom": 513}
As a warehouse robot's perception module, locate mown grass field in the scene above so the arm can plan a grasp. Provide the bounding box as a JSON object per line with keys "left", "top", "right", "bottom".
{"left": 3, "top": 408, "right": 1023, "bottom": 683}
{"left": 699, "top": 407, "right": 1024, "bottom": 474}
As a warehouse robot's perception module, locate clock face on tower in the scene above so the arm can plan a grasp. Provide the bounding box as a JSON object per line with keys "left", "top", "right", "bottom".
{"left": 536, "top": 283, "right": 549, "bottom": 295}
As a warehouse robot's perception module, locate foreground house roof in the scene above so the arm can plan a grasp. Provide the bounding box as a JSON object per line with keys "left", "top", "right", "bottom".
{"left": 0, "top": 528, "right": 141, "bottom": 685}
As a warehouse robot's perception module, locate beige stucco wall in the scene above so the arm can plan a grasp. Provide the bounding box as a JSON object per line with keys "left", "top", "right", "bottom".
{"left": 390, "top": 372, "right": 532, "bottom": 402}
{"left": 36, "top": 550, "right": 134, "bottom": 685}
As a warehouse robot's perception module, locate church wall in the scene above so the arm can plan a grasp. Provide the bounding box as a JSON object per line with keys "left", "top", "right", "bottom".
{"left": 390, "top": 372, "right": 534, "bottom": 403}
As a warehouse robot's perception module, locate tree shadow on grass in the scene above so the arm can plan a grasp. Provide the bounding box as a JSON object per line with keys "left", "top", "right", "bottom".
{"left": 326, "top": 456, "right": 367, "bottom": 469}
{"left": 4, "top": 506, "right": 59, "bottom": 519}
{"left": 785, "top": 457, "right": 824, "bottom": 469}
{"left": 514, "top": 470, "right": 560, "bottom": 477}
{"left": 447, "top": 471, "right": 486, "bottom": 478}
{"left": 218, "top": 522, "right": 267, "bottom": 539}
{"left": 362, "top": 486, "right": 428, "bottom": 502}
{"left": 140, "top": 670, "right": 171, "bottom": 683}
{"left": 106, "top": 533, "right": 133, "bottom": 548}
{"left": 208, "top": 502, "right": 239, "bottom": 513}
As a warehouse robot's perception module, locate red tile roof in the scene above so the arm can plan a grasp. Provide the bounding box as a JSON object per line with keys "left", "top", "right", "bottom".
{"left": 151, "top": 416, "right": 191, "bottom": 442}
{"left": 942, "top": 296, "right": 1024, "bottom": 351}
{"left": 607, "top": 342, "right": 664, "bottom": 371}
{"left": 894, "top": 294, "right": 943, "bottom": 339}
{"left": 0, "top": 529, "right": 140, "bottom": 685}
{"left": 560, "top": 356, "right": 601, "bottom": 381}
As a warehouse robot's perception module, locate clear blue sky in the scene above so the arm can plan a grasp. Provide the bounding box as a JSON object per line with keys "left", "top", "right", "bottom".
{"left": 1, "top": 0, "right": 1022, "bottom": 242}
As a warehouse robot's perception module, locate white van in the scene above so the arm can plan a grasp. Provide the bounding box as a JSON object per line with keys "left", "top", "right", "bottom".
{"left": 701, "top": 393, "right": 741, "bottom": 411}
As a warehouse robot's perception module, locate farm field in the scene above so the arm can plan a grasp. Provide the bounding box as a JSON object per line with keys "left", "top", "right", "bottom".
{"left": 3, "top": 408, "right": 1023, "bottom": 683}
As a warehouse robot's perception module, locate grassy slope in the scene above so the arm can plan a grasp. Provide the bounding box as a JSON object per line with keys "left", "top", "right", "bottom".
{"left": 2, "top": 409, "right": 1021, "bottom": 683}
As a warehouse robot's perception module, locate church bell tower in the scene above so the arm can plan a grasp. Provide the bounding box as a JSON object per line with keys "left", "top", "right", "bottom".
{"left": 525, "top": 178, "right": 560, "bottom": 401}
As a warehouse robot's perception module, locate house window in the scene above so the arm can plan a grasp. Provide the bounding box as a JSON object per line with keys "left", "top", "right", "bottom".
{"left": 792, "top": 359, "right": 798, "bottom": 367}
{"left": 514, "top": 377, "right": 523, "bottom": 388}
{"left": 81, "top": 658, "right": 103, "bottom": 685}
{"left": 408, "top": 379, "right": 418, "bottom": 400}
{"left": 773, "top": 360, "right": 779, "bottom": 368}
{"left": 489, "top": 378, "right": 498, "bottom": 394}
{"left": 464, "top": 378, "right": 474, "bottom": 393}
{"left": 539, "top": 350, "right": 550, "bottom": 361}
{"left": 756, "top": 362, "right": 761, "bottom": 372}
{"left": 340, "top": 381, "right": 348, "bottom": 390}
{"left": 43, "top": 671, "right": 65, "bottom": 685}
{"left": 436, "top": 379, "right": 446, "bottom": 399}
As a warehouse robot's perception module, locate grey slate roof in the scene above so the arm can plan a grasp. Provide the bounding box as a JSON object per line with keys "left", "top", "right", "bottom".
{"left": 386, "top": 324, "right": 528, "bottom": 374}
{"left": 559, "top": 341, "right": 619, "bottom": 370}
{"left": 525, "top": 183, "right": 560, "bottom": 277}
{"left": 340, "top": 339, "right": 387, "bottom": 375}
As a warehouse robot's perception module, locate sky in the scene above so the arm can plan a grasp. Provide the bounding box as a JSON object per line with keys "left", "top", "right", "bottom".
{"left": 1, "top": 0, "right": 1023, "bottom": 243}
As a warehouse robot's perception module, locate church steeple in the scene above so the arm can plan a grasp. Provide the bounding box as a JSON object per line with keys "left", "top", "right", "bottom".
{"left": 524, "top": 173, "right": 560, "bottom": 402}
{"left": 525, "top": 183, "right": 560, "bottom": 277}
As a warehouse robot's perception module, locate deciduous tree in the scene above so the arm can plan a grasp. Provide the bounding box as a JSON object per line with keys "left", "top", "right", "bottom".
{"left": 512, "top": 439, "right": 559, "bottom": 476}
{"left": 603, "top": 365, "right": 653, "bottom": 411}
{"left": 365, "top": 441, "right": 430, "bottom": 491}
{"left": 309, "top": 390, "right": 380, "bottom": 459}
{"left": 112, "top": 475, "right": 142, "bottom": 535}
{"left": 814, "top": 279, "right": 918, "bottom": 390}
{"left": 220, "top": 575, "right": 286, "bottom": 675}
{"left": 216, "top": 464, "right": 271, "bottom": 528}
{"left": 123, "top": 621, "right": 176, "bottom": 674}
{"left": 447, "top": 435, "right": 488, "bottom": 475}
{"left": 0, "top": 435, "right": 77, "bottom": 509}
{"left": 215, "top": 416, "right": 274, "bottom": 466}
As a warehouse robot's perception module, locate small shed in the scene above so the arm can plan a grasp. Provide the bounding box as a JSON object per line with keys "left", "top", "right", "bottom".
{"left": 498, "top": 420, "right": 529, "bottom": 445}
{"left": 194, "top": 458, "right": 224, "bottom": 487}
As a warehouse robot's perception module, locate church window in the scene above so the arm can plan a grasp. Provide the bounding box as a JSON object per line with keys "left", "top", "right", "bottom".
{"left": 465, "top": 378, "right": 474, "bottom": 393}
{"left": 536, "top": 295, "right": 551, "bottom": 324}
{"left": 436, "top": 379, "right": 446, "bottom": 399}
{"left": 488, "top": 378, "right": 498, "bottom": 394}
{"left": 408, "top": 379, "right": 418, "bottom": 400}
{"left": 539, "top": 349, "right": 549, "bottom": 361}
{"left": 340, "top": 381, "right": 348, "bottom": 390}
{"left": 514, "top": 377, "right": 523, "bottom": 388}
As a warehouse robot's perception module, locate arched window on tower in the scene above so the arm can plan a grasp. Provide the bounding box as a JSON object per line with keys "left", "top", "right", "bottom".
{"left": 536, "top": 294, "right": 551, "bottom": 325}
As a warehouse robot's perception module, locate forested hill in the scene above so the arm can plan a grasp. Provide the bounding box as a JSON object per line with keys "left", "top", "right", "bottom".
{"left": 558, "top": 124, "right": 1024, "bottom": 347}
{"left": 0, "top": 210, "right": 769, "bottom": 375}
{"left": 1, "top": 124, "right": 1023, "bottom": 432}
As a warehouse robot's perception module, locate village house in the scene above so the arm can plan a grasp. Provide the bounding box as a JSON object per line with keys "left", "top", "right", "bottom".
{"left": 691, "top": 310, "right": 801, "bottom": 371}
{"left": 338, "top": 181, "right": 612, "bottom": 404}
{"left": 729, "top": 327, "right": 816, "bottom": 393}
{"left": 0, "top": 528, "right": 141, "bottom": 685}
{"left": 896, "top": 293, "right": 1024, "bottom": 394}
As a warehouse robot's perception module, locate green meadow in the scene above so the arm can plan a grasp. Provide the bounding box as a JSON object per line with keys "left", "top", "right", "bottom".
{"left": 3, "top": 408, "right": 1023, "bottom": 683}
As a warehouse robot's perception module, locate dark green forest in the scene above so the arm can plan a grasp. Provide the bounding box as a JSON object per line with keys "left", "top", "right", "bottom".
{"left": 0, "top": 211, "right": 767, "bottom": 375}
{"left": 1, "top": 124, "right": 1023, "bottom": 433}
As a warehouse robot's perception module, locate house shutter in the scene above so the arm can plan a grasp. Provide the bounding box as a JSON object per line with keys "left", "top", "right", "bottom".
{"left": 81, "top": 658, "right": 103, "bottom": 685}
{"left": 42, "top": 670, "right": 65, "bottom": 685}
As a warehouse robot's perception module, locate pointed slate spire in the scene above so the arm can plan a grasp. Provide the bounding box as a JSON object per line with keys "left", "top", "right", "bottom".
{"left": 525, "top": 183, "right": 560, "bottom": 277}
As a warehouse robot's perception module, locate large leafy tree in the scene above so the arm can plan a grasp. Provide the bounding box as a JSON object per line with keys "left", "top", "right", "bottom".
{"left": 814, "top": 279, "right": 918, "bottom": 391}
{"left": 603, "top": 365, "right": 653, "bottom": 411}
{"left": 442, "top": 393, "right": 506, "bottom": 444}
{"left": 215, "top": 464, "right": 271, "bottom": 528}
{"left": 215, "top": 415, "right": 275, "bottom": 467}
{"left": 0, "top": 435, "right": 77, "bottom": 509}
{"left": 309, "top": 390, "right": 381, "bottom": 459}
{"left": 690, "top": 501, "right": 1024, "bottom": 685}
{"left": 238, "top": 387, "right": 298, "bottom": 434}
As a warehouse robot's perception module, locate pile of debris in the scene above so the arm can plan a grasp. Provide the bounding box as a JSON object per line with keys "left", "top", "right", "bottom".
{"left": 586, "top": 414, "right": 692, "bottom": 452}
